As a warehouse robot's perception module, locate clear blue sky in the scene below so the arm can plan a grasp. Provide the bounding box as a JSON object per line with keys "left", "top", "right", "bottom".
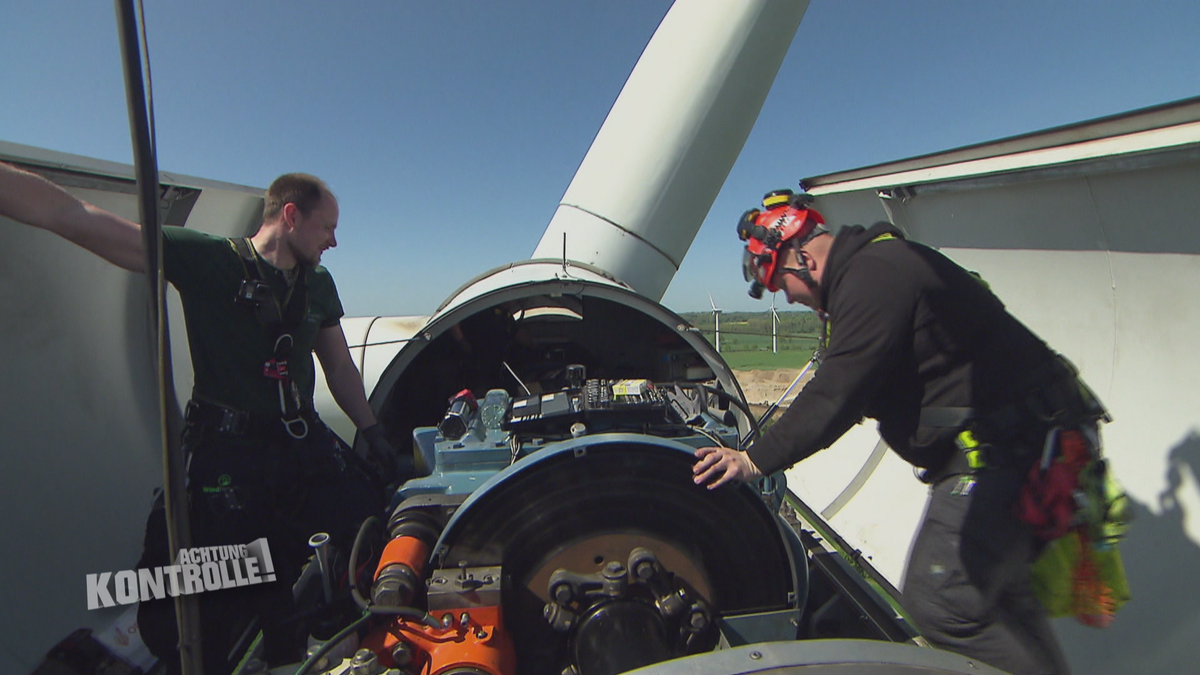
{"left": 3, "top": 1, "right": 1197, "bottom": 314}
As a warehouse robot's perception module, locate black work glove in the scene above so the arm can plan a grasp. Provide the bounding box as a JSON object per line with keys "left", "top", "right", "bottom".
{"left": 362, "top": 423, "right": 400, "bottom": 485}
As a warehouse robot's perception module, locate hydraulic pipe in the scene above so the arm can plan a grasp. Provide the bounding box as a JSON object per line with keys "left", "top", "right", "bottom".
{"left": 309, "top": 533, "right": 334, "bottom": 606}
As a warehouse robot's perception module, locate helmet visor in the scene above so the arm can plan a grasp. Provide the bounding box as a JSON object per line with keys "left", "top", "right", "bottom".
{"left": 742, "top": 247, "right": 780, "bottom": 293}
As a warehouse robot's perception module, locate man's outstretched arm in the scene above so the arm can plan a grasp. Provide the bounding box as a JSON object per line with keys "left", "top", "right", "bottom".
{"left": 315, "top": 323, "right": 378, "bottom": 431}
{"left": 0, "top": 162, "right": 145, "bottom": 272}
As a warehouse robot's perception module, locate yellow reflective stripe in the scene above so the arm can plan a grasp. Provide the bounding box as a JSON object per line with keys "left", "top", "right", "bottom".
{"left": 966, "top": 449, "right": 985, "bottom": 469}
{"left": 955, "top": 430, "right": 986, "bottom": 469}
{"left": 870, "top": 233, "right": 897, "bottom": 244}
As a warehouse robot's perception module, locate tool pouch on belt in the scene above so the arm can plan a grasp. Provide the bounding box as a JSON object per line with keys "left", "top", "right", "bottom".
{"left": 1014, "top": 357, "right": 1132, "bottom": 626}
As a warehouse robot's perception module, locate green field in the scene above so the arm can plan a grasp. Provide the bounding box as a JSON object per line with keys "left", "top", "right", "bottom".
{"left": 720, "top": 345, "right": 818, "bottom": 370}
{"left": 677, "top": 310, "right": 821, "bottom": 371}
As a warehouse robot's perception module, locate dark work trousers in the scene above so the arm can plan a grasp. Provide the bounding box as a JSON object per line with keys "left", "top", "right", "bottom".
{"left": 902, "top": 461, "right": 1070, "bottom": 675}
{"left": 136, "top": 418, "right": 384, "bottom": 675}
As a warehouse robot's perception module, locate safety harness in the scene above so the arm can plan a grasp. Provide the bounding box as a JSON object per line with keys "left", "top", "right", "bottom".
{"left": 230, "top": 237, "right": 311, "bottom": 439}
{"left": 924, "top": 356, "right": 1131, "bottom": 625}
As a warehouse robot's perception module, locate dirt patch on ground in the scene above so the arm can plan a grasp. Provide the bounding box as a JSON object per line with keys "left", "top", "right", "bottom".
{"left": 733, "top": 368, "right": 813, "bottom": 415}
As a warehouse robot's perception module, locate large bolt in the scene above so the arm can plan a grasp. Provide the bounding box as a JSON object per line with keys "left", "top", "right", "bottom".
{"left": 372, "top": 564, "right": 417, "bottom": 608}
{"left": 628, "top": 548, "right": 658, "bottom": 581}
{"left": 391, "top": 642, "right": 413, "bottom": 667}
{"left": 603, "top": 561, "right": 626, "bottom": 580}
{"left": 657, "top": 588, "right": 687, "bottom": 618}
{"left": 635, "top": 560, "right": 656, "bottom": 580}
{"left": 544, "top": 602, "right": 576, "bottom": 632}
{"left": 350, "top": 648, "right": 380, "bottom": 675}
{"left": 602, "top": 561, "right": 628, "bottom": 597}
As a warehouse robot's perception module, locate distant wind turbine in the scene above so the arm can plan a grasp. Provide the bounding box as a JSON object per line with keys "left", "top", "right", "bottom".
{"left": 771, "top": 293, "right": 780, "bottom": 354}
{"left": 708, "top": 293, "right": 723, "bottom": 353}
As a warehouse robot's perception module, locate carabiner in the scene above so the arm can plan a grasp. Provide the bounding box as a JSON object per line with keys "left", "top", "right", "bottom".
{"left": 283, "top": 416, "right": 309, "bottom": 440}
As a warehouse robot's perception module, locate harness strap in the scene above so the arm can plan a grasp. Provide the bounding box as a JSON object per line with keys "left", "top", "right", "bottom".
{"left": 919, "top": 406, "right": 974, "bottom": 429}
{"left": 229, "top": 237, "right": 312, "bottom": 438}
{"left": 185, "top": 398, "right": 316, "bottom": 439}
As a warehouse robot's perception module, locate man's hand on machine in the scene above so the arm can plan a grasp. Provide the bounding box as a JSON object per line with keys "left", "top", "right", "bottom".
{"left": 693, "top": 446, "right": 763, "bottom": 489}
{"left": 362, "top": 423, "right": 400, "bottom": 484}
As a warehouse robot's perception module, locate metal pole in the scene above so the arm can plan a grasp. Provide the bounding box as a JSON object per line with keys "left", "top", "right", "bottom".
{"left": 113, "top": 2, "right": 202, "bottom": 673}
{"left": 771, "top": 297, "right": 779, "bottom": 354}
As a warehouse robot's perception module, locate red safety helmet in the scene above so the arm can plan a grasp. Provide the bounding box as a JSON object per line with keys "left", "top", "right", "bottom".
{"left": 737, "top": 189, "right": 826, "bottom": 298}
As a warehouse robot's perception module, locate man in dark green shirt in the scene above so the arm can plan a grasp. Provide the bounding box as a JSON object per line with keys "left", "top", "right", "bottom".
{"left": 0, "top": 164, "right": 399, "bottom": 673}
{"left": 163, "top": 225, "right": 344, "bottom": 419}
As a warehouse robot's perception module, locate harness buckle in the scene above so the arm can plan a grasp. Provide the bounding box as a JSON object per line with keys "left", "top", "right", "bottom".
{"left": 217, "top": 408, "right": 248, "bottom": 435}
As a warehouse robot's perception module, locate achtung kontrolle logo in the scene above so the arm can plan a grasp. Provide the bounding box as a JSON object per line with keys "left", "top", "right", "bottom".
{"left": 87, "top": 538, "right": 276, "bottom": 610}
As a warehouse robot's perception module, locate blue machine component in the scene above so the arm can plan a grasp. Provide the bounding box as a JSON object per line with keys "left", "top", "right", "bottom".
{"left": 397, "top": 380, "right": 742, "bottom": 503}
{"left": 401, "top": 421, "right": 515, "bottom": 501}
{"left": 421, "top": 433, "right": 808, "bottom": 671}
{"left": 371, "top": 377, "right": 820, "bottom": 675}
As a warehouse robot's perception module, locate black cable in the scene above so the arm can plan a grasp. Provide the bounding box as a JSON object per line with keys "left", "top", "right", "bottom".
{"left": 345, "top": 337, "right": 422, "bottom": 349}
{"left": 291, "top": 612, "right": 372, "bottom": 675}
{"left": 348, "top": 516, "right": 381, "bottom": 609}
{"left": 690, "top": 383, "right": 763, "bottom": 447}
{"left": 358, "top": 602, "right": 443, "bottom": 624}
{"left": 347, "top": 516, "right": 442, "bottom": 628}
{"left": 135, "top": 0, "right": 156, "bottom": 158}
{"left": 114, "top": 1, "right": 200, "bottom": 673}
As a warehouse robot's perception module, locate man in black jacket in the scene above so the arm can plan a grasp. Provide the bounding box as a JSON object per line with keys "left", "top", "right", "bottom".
{"left": 693, "top": 190, "right": 1077, "bottom": 674}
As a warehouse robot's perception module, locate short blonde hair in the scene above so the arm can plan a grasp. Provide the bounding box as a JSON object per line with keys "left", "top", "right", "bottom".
{"left": 263, "top": 173, "right": 330, "bottom": 220}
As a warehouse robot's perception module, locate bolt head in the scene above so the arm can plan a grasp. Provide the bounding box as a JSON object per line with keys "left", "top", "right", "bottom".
{"left": 603, "top": 561, "right": 626, "bottom": 579}
{"left": 390, "top": 642, "right": 413, "bottom": 667}
{"left": 635, "top": 561, "right": 655, "bottom": 580}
